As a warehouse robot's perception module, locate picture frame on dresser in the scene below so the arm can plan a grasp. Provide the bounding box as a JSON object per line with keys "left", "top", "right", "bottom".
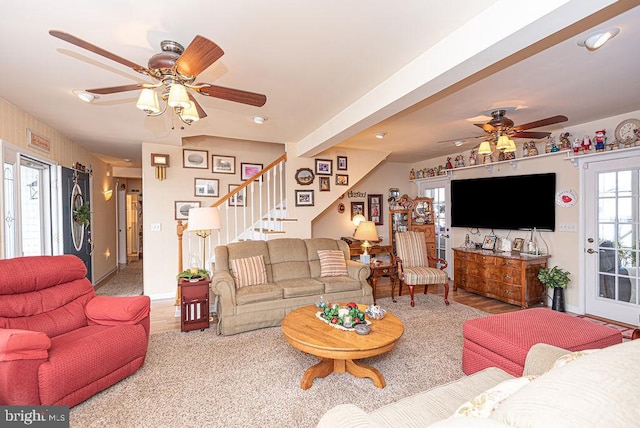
{"left": 482, "top": 235, "right": 497, "bottom": 250}
{"left": 512, "top": 238, "right": 524, "bottom": 252}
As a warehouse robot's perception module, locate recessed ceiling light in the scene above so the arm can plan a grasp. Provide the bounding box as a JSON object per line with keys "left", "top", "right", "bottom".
{"left": 72, "top": 89, "right": 96, "bottom": 103}
{"left": 454, "top": 141, "right": 464, "bottom": 147}
{"left": 578, "top": 28, "right": 619, "bottom": 51}
{"left": 374, "top": 132, "right": 386, "bottom": 139}
{"left": 123, "top": 158, "right": 131, "bottom": 163}
{"left": 253, "top": 116, "right": 267, "bottom": 124}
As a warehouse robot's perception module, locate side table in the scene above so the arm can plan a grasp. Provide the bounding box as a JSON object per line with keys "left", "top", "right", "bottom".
{"left": 368, "top": 262, "right": 398, "bottom": 305}
{"left": 178, "top": 276, "right": 210, "bottom": 332}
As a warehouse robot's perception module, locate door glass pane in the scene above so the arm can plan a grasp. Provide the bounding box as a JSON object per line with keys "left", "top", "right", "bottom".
{"left": 598, "top": 172, "right": 616, "bottom": 196}
{"left": 20, "top": 162, "right": 43, "bottom": 256}
{"left": 3, "top": 162, "right": 16, "bottom": 258}
{"left": 597, "top": 169, "right": 638, "bottom": 304}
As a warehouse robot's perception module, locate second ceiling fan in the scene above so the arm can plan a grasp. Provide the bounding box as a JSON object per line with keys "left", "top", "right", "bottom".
{"left": 474, "top": 109, "right": 568, "bottom": 140}
{"left": 50, "top": 30, "right": 267, "bottom": 125}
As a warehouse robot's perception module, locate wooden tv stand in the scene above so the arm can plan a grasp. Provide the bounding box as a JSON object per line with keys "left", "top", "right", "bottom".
{"left": 453, "top": 248, "right": 549, "bottom": 309}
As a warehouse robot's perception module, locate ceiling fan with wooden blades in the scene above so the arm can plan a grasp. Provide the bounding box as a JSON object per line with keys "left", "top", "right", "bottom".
{"left": 474, "top": 109, "right": 568, "bottom": 140}
{"left": 49, "top": 30, "right": 267, "bottom": 125}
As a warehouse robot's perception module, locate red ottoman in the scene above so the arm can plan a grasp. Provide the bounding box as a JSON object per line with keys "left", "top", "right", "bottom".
{"left": 463, "top": 308, "right": 623, "bottom": 376}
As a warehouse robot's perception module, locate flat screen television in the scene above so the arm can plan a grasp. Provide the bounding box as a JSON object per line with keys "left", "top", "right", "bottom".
{"left": 450, "top": 173, "right": 556, "bottom": 231}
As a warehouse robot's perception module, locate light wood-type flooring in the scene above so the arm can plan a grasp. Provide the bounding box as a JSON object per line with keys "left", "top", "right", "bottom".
{"left": 150, "top": 278, "right": 522, "bottom": 334}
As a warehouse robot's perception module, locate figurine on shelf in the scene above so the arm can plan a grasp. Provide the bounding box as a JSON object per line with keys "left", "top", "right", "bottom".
{"left": 581, "top": 135, "right": 592, "bottom": 153}
{"left": 594, "top": 130, "right": 606, "bottom": 152}
{"left": 545, "top": 137, "right": 553, "bottom": 153}
{"left": 503, "top": 150, "right": 516, "bottom": 161}
{"left": 409, "top": 168, "right": 415, "bottom": 180}
{"left": 527, "top": 141, "right": 539, "bottom": 157}
{"left": 559, "top": 132, "right": 571, "bottom": 151}
{"left": 469, "top": 149, "right": 477, "bottom": 166}
{"left": 572, "top": 137, "right": 582, "bottom": 154}
{"left": 445, "top": 157, "right": 453, "bottom": 169}
{"left": 455, "top": 154, "right": 465, "bottom": 168}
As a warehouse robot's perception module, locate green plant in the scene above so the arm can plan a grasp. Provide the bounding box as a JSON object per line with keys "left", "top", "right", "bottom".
{"left": 538, "top": 266, "right": 571, "bottom": 289}
{"left": 73, "top": 203, "right": 91, "bottom": 227}
{"left": 177, "top": 269, "right": 209, "bottom": 280}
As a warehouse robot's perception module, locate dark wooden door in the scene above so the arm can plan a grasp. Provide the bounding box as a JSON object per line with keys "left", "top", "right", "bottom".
{"left": 61, "top": 167, "right": 92, "bottom": 281}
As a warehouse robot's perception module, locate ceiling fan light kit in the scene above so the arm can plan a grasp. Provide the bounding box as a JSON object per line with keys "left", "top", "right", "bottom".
{"left": 478, "top": 141, "right": 492, "bottom": 155}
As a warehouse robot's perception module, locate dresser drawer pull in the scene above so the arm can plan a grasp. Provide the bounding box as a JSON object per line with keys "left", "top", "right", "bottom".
{"left": 504, "top": 289, "right": 510, "bottom": 295}
{"left": 503, "top": 274, "right": 511, "bottom": 279}
{"left": 382, "top": 268, "right": 389, "bottom": 274}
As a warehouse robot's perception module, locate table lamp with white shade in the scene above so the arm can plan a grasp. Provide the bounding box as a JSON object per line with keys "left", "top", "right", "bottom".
{"left": 353, "top": 220, "right": 379, "bottom": 264}
{"left": 187, "top": 206, "right": 221, "bottom": 273}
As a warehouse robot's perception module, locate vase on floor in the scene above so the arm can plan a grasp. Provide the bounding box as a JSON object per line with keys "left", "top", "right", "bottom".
{"left": 552, "top": 287, "right": 565, "bottom": 312}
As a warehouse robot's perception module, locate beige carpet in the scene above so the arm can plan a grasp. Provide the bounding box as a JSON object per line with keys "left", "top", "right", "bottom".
{"left": 69, "top": 294, "right": 487, "bottom": 428}
{"left": 95, "top": 261, "right": 143, "bottom": 296}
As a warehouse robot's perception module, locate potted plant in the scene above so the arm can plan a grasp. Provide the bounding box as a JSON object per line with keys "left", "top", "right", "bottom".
{"left": 538, "top": 266, "right": 571, "bottom": 312}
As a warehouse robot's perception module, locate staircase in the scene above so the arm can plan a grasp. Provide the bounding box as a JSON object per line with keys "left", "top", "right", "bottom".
{"left": 176, "top": 153, "right": 295, "bottom": 272}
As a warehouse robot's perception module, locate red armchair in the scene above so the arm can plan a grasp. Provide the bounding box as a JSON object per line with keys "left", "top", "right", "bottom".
{"left": 0, "top": 255, "right": 150, "bottom": 407}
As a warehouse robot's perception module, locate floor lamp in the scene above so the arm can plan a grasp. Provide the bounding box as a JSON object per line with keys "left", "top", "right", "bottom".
{"left": 187, "top": 207, "right": 221, "bottom": 274}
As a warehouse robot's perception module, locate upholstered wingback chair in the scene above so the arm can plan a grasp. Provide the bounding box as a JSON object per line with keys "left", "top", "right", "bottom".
{"left": 395, "top": 231, "right": 449, "bottom": 307}
{"left": 0, "top": 255, "right": 150, "bottom": 407}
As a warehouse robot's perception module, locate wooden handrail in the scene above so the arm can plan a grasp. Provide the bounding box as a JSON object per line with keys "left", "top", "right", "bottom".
{"left": 213, "top": 152, "right": 287, "bottom": 208}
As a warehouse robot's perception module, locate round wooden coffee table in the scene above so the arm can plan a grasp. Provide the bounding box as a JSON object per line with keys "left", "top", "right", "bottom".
{"left": 282, "top": 304, "right": 404, "bottom": 389}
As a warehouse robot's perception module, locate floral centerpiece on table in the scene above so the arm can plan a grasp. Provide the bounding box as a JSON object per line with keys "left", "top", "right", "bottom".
{"left": 316, "top": 301, "right": 368, "bottom": 330}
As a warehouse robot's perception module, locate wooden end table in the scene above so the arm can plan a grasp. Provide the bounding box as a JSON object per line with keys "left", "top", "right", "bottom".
{"left": 178, "top": 276, "right": 210, "bottom": 332}
{"left": 282, "top": 304, "right": 404, "bottom": 389}
{"left": 368, "top": 261, "right": 398, "bottom": 304}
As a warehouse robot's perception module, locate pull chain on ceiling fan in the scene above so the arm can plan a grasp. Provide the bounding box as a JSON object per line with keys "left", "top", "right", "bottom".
{"left": 49, "top": 30, "right": 267, "bottom": 125}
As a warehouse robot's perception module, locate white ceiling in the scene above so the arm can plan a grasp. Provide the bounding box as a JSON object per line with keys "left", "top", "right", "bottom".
{"left": 1, "top": 1, "right": 639, "bottom": 167}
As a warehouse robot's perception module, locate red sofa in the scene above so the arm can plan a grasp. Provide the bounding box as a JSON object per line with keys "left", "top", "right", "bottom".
{"left": 0, "top": 255, "right": 150, "bottom": 407}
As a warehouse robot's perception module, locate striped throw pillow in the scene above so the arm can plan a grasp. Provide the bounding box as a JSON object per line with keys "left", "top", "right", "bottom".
{"left": 317, "top": 250, "right": 348, "bottom": 277}
{"left": 230, "top": 255, "right": 268, "bottom": 288}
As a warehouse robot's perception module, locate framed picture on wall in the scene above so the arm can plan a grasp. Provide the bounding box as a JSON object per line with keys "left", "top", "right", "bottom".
{"left": 212, "top": 155, "right": 236, "bottom": 174}
{"left": 335, "top": 174, "right": 349, "bottom": 185}
{"left": 183, "top": 149, "right": 209, "bottom": 169}
{"left": 315, "top": 159, "right": 333, "bottom": 176}
{"left": 337, "top": 156, "right": 348, "bottom": 170}
{"left": 367, "top": 194, "right": 384, "bottom": 225}
{"left": 319, "top": 176, "right": 331, "bottom": 191}
{"left": 228, "top": 184, "right": 246, "bottom": 207}
{"left": 241, "top": 162, "right": 263, "bottom": 181}
{"left": 175, "top": 201, "right": 201, "bottom": 220}
{"left": 295, "top": 190, "right": 314, "bottom": 207}
{"left": 351, "top": 201, "right": 365, "bottom": 220}
{"left": 194, "top": 178, "right": 219, "bottom": 197}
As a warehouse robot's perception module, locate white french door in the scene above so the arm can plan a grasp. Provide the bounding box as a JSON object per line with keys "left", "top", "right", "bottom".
{"left": 417, "top": 177, "right": 452, "bottom": 277}
{"left": 584, "top": 155, "right": 640, "bottom": 326}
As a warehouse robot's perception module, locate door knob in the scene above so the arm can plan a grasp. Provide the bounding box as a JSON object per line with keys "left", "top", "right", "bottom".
{"left": 586, "top": 248, "right": 596, "bottom": 254}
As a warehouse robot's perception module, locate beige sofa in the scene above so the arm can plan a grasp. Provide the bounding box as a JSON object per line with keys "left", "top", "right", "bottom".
{"left": 212, "top": 238, "right": 373, "bottom": 335}
{"left": 318, "top": 339, "right": 640, "bottom": 427}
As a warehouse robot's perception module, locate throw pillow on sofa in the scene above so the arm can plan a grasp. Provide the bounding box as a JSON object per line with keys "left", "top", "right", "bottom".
{"left": 230, "top": 255, "right": 268, "bottom": 288}
{"left": 317, "top": 250, "right": 348, "bottom": 277}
